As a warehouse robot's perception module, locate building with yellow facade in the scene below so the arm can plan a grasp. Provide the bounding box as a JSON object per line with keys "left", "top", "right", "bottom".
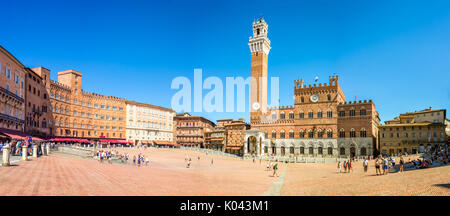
{"left": 126, "top": 100, "right": 175, "bottom": 145}
{"left": 379, "top": 108, "right": 447, "bottom": 155}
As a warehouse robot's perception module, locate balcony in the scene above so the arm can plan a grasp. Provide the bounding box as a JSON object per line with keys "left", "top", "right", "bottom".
{"left": 0, "top": 113, "right": 25, "bottom": 124}
{"left": 0, "top": 86, "right": 24, "bottom": 103}
{"left": 177, "top": 134, "right": 203, "bottom": 138}
{"left": 176, "top": 125, "right": 204, "bottom": 129}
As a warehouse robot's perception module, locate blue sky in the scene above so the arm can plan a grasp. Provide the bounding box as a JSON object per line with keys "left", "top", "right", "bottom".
{"left": 1, "top": 0, "right": 449, "bottom": 123}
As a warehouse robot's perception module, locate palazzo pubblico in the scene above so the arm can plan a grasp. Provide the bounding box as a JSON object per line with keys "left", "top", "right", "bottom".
{"left": 244, "top": 18, "right": 380, "bottom": 158}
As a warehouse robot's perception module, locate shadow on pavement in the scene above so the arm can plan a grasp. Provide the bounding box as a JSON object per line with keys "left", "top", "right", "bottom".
{"left": 390, "top": 163, "right": 449, "bottom": 173}
{"left": 433, "top": 183, "right": 450, "bottom": 189}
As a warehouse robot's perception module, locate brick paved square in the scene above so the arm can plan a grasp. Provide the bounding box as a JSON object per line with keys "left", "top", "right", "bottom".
{"left": 0, "top": 148, "right": 448, "bottom": 196}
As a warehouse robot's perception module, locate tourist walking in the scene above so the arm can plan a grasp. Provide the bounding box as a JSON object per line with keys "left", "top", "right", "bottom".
{"left": 375, "top": 158, "right": 381, "bottom": 175}
{"left": 99, "top": 152, "right": 104, "bottom": 163}
{"left": 392, "top": 157, "right": 396, "bottom": 171}
{"left": 337, "top": 161, "right": 342, "bottom": 173}
{"left": 343, "top": 161, "right": 348, "bottom": 173}
{"left": 363, "top": 158, "right": 368, "bottom": 173}
{"left": 348, "top": 160, "right": 353, "bottom": 173}
{"left": 272, "top": 162, "right": 279, "bottom": 177}
{"left": 383, "top": 157, "right": 389, "bottom": 175}
{"left": 399, "top": 156, "right": 404, "bottom": 172}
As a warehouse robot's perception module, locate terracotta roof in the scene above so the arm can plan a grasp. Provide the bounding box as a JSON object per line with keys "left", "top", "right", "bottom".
{"left": 126, "top": 100, "right": 175, "bottom": 113}
{"left": 380, "top": 122, "right": 445, "bottom": 127}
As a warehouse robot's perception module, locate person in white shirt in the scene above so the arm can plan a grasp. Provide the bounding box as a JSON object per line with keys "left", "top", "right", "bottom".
{"left": 363, "top": 159, "right": 368, "bottom": 172}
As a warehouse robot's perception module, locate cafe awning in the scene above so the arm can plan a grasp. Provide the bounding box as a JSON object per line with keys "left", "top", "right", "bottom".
{"left": 49, "top": 138, "right": 93, "bottom": 143}
{"left": 0, "top": 128, "right": 43, "bottom": 142}
{"left": 99, "top": 139, "right": 129, "bottom": 144}
{"left": 154, "top": 141, "right": 179, "bottom": 146}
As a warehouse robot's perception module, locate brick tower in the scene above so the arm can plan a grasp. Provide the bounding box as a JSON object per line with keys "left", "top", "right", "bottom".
{"left": 249, "top": 18, "right": 271, "bottom": 116}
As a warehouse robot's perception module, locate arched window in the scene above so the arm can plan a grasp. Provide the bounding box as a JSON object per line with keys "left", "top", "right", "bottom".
{"left": 300, "top": 147, "right": 305, "bottom": 154}
{"left": 280, "top": 130, "right": 285, "bottom": 138}
{"left": 264, "top": 146, "right": 268, "bottom": 153}
{"left": 289, "top": 129, "right": 294, "bottom": 138}
{"left": 299, "top": 111, "right": 304, "bottom": 119}
{"left": 290, "top": 146, "right": 294, "bottom": 154}
{"left": 360, "top": 147, "right": 367, "bottom": 156}
{"left": 272, "top": 130, "right": 276, "bottom": 138}
{"left": 289, "top": 112, "right": 294, "bottom": 119}
{"left": 308, "top": 110, "right": 313, "bottom": 118}
{"left": 339, "top": 129, "right": 345, "bottom": 138}
{"left": 360, "top": 128, "right": 367, "bottom": 137}
{"left": 317, "top": 110, "right": 323, "bottom": 118}
{"left": 350, "top": 128, "right": 356, "bottom": 138}
{"left": 308, "top": 129, "right": 314, "bottom": 138}
{"left": 360, "top": 109, "right": 366, "bottom": 116}
{"left": 317, "top": 129, "right": 324, "bottom": 138}
{"left": 301, "top": 97, "right": 304, "bottom": 103}
{"left": 327, "top": 147, "right": 333, "bottom": 155}
{"left": 318, "top": 147, "right": 323, "bottom": 155}
{"left": 349, "top": 109, "right": 356, "bottom": 116}
{"left": 280, "top": 112, "right": 285, "bottom": 119}
{"left": 309, "top": 147, "right": 314, "bottom": 155}
{"left": 340, "top": 147, "right": 346, "bottom": 155}
{"left": 327, "top": 94, "right": 331, "bottom": 101}
{"left": 280, "top": 147, "right": 285, "bottom": 156}
{"left": 327, "top": 129, "right": 333, "bottom": 138}
{"left": 299, "top": 129, "right": 305, "bottom": 138}
{"left": 327, "top": 110, "right": 333, "bottom": 118}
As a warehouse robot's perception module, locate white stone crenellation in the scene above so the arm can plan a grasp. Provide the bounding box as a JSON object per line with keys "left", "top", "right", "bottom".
{"left": 248, "top": 18, "right": 271, "bottom": 55}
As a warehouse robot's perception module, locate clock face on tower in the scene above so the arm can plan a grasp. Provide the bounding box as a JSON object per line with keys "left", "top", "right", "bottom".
{"left": 310, "top": 94, "right": 320, "bottom": 102}
{"left": 252, "top": 102, "right": 261, "bottom": 111}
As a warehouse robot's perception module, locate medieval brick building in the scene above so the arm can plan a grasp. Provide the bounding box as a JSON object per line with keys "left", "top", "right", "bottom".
{"left": 245, "top": 18, "right": 380, "bottom": 158}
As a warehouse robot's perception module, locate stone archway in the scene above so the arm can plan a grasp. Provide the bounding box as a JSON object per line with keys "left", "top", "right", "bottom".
{"left": 244, "top": 129, "right": 266, "bottom": 156}
{"left": 350, "top": 147, "right": 356, "bottom": 158}
{"left": 247, "top": 136, "right": 257, "bottom": 155}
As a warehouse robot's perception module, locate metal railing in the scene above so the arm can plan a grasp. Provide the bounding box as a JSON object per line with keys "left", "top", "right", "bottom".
{"left": 0, "top": 113, "right": 25, "bottom": 124}
{"left": 0, "top": 86, "right": 24, "bottom": 102}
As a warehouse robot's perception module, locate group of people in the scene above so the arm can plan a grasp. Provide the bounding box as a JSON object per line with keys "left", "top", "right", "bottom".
{"left": 337, "top": 160, "right": 354, "bottom": 173}
{"left": 96, "top": 150, "right": 114, "bottom": 163}
{"left": 374, "top": 156, "right": 396, "bottom": 175}
{"left": 336, "top": 156, "right": 398, "bottom": 175}
{"left": 336, "top": 147, "right": 449, "bottom": 176}
{"left": 132, "top": 153, "right": 149, "bottom": 167}
{"left": 0, "top": 140, "right": 55, "bottom": 156}
{"left": 96, "top": 149, "right": 151, "bottom": 167}
{"left": 406, "top": 148, "right": 449, "bottom": 169}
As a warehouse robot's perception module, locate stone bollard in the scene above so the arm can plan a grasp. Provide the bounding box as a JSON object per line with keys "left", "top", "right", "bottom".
{"left": 33, "top": 144, "right": 38, "bottom": 158}
{"left": 22, "top": 145, "right": 28, "bottom": 161}
{"left": 41, "top": 144, "right": 46, "bottom": 156}
{"left": 2, "top": 145, "right": 11, "bottom": 166}
{"left": 46, "top": 144, "right": 50, "bottom": 154}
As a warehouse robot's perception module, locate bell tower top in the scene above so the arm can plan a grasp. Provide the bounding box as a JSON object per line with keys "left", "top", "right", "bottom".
{"left": 249, "top": 18, "right": 271, "bottom": 55}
